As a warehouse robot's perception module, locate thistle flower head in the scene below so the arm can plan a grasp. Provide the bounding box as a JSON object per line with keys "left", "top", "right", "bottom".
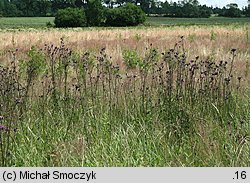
{"left": 231, "top": 48, "right": 237, "bottom": 53}
{"left": 0, "top": 125, "right": 6, "bottom": 131}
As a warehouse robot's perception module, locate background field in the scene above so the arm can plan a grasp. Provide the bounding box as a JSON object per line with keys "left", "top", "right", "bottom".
{"left": 0, "top": 17, "right": 54, "bottom": 29}
{"left": 0, "top": 17, "right": 250, "bottom": 29}
{"left": 147, "top": 17, "right": 250, "bottom": 26}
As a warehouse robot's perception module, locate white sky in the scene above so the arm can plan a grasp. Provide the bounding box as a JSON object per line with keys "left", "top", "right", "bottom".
{"left": 160, "top": 0, "right": 248, "bottom": 8}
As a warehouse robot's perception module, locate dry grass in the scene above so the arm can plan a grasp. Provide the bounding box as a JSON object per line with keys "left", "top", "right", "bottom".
{"left": 0, "top": 26, "right": 249, "bottom": 60}
{"left": 1, "top": 25, "right": 249, "bottom": 85}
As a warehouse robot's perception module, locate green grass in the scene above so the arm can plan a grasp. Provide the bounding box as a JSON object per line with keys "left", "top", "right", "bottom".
{"left": 0, "top": 16, "right": 250, "bottom": 29}
{"left": 0, "top": 17, "right": 55, "bottom": 29}
{"left": 146, "top": 17, "right": 250, "bottom": 26}
{"left": 0, "top": 39, "right": 249, "bottom": 167}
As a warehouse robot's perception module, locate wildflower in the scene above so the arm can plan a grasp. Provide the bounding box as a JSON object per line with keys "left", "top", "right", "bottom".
{"left": 0, "top": 116, "right": 4, "bottom": 120}
{"left": 0, "top": 125, "right": 6, "bottom": 131}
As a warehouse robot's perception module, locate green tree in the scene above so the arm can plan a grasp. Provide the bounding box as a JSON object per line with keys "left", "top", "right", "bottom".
{"left": 106, "top": 3, "right": 146, "bottom": 26}
{"left": 179, "top": 0, "right": 200, "bottom": 18}
{"left": 0, "top": 0, "right": 5, "bottom": 16}
{"left": 150, "top": 0, "right": 162, "bottom": 14}
{"left": 137, "top": 0, "right": 150, "bottom": 14}
{"left": 51, "top": 0, "right": 76, "bottom": 14}
{"left": 199, "top": 5, "right": 212, "bottom": 18}
{"left": 222, "top": 3, "right": 242, "bottom": 17}
{"left": 36, "top": 0, "right": 52, "bottom": 16}
{"left": 161, "top": 0, "right": 170, "bottom": 15}
{"left": 3, "top": 0, "right": 20, "bottom": 17}
{"left": 103, "top": 0, "right": 116, "bottom": 8}
{"left": 85, "top": 0, "right": 106, "bottom": 26}
{"left": 54, "top": 7, "right": 87, "bottom": 27}
{"left": 21, "top": 0, "right": 34, "bottom": 16}
{"left": 75, "top": 0, "right": 86, "bottom": 8}
{"left": 245, "top": 0, "right": 250, "bottom": 16}
{"left": 169, "top": 2, "right": 183, "bottom": 17}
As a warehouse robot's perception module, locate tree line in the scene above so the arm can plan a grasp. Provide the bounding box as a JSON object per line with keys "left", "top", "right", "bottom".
{"left": 0, "top": 0, "right": 250, "bottom": 18}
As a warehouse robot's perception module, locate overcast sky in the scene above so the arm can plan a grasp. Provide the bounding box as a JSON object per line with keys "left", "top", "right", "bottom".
{"left": 160, "top": 0, "right": 248, "bottom": 8}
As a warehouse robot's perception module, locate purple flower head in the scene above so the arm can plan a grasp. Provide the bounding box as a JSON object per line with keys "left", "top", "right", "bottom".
{"left": 0, "top": 125, "right": 7, "bottom": 131}
{"left": 231, "top": 48, "right": 237, "bottom": 53}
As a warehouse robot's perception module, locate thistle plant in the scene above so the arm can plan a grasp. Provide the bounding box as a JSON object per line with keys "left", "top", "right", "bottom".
{"left": 0, "top": 36, "right": 247, "bottom": 167}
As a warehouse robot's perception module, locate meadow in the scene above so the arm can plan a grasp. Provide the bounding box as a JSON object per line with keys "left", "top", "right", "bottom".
{"left": 147, "top": 16, "right": 250, "bottom": 26}
{"left": 0, "top": 16, "right": 250, "bottom": 29}
{"left": 0, "top": 17, "right": 54, "bottom": 29}
{"left": 0, "top": 20, "right": 249, "bottom": 166}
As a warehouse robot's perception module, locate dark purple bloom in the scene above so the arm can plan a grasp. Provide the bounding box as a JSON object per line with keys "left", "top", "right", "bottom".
{"left": 0, "top": 125, "right": 7, "bottom": 130}
{"left": 231, "top": 48, "right": 237, "bottom": 53}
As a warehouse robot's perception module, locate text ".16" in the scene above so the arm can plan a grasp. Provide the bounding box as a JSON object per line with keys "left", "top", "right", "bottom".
{"left": 234, "top": 171, "right": 247, "bottom": 180}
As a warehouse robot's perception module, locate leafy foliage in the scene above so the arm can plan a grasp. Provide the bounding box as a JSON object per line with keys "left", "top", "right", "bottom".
{"left": 122, "top": 49, "right": 142, "bottom": 69}
{"left": 106, "top": 3, "right": 146, "bottom": 27}
{"left": 219, "top": 4, "right": 242, "bottom": 18}
{"left": 54, "top": 7, "right": 86, "bottom": 28}
{"left": 85, "top": 0, "right": 106, "bottom": 26}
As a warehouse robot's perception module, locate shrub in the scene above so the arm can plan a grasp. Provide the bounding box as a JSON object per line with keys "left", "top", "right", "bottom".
{"left": 106, "top": 3, "right": 146, "bottom": 27}
{"left": 54, "top": 8, "right": 87, "bottom": 28}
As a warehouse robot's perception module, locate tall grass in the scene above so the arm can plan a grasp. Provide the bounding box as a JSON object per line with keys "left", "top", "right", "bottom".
{"left": 0, "top": 37, "right": 249, "bottom": 166}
